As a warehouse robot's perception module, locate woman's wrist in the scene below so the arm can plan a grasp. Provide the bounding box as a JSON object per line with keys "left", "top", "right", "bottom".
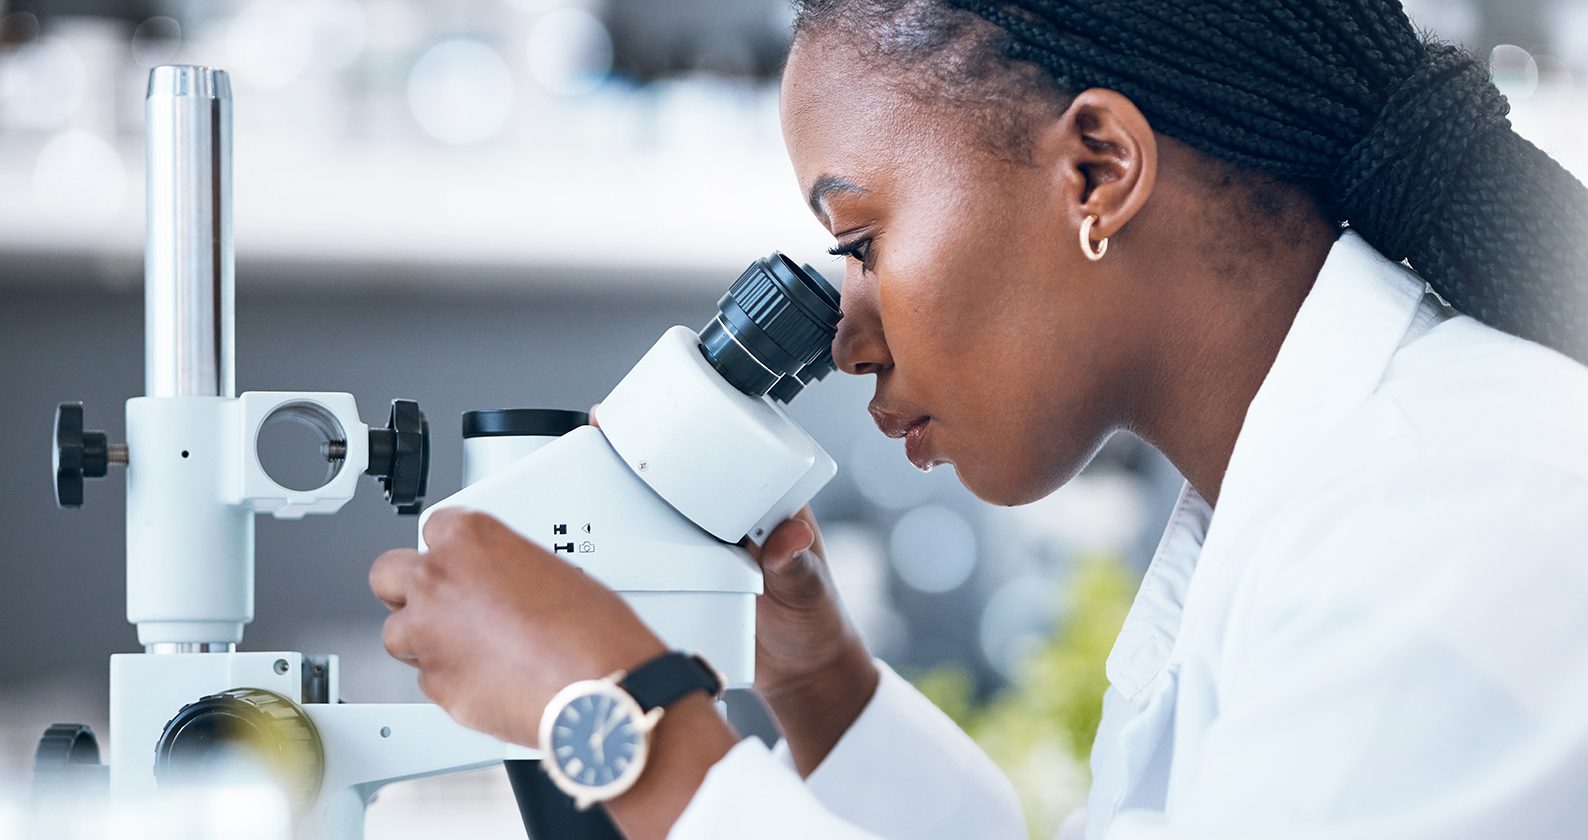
{"left": 603, "top": 691, "right": 738, "bottom": 840}
{"left": 760, "top": 641, "right": 880, "bottom": 777}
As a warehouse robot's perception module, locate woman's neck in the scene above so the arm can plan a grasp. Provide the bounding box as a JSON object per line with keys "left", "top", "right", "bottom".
{"left": 1126, "top": 222, "right": 1338, "bottom": 507}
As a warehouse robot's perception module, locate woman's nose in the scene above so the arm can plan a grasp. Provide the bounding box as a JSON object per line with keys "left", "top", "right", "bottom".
{"left": 832, "top": 295, "right": 891, "bottom": 377}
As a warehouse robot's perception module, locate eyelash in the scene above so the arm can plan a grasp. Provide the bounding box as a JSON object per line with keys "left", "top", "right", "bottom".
{"left": 828, "top": 238, "right": 875, "bottom": 271}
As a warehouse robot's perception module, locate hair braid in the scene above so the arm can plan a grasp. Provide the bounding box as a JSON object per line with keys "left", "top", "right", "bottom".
{"left": 794, "top": 0, "right": 1588, "bottom": 364}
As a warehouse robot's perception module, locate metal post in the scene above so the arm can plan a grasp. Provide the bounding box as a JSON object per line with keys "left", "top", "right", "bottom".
{"left": 131, "top": 66, "right": 250, "bottom": 651}
{"left": 144, "top": 65, "right": 234, "bottom": 399}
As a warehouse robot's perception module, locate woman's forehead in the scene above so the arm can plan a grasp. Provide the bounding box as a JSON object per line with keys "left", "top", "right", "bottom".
{"left": 780, "top": 37, "right": 978, "bottom": 195}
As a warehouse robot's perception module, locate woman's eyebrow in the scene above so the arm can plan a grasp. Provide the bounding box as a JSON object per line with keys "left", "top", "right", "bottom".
{"left": 807, "top": 175, "right": 869, "bottom": 224}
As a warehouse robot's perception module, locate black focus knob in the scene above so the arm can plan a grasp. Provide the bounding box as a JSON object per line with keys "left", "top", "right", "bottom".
{"left": 33, "top": 723, "right": 107, "bottom": 797}
{"left": 155, "top": 688, "right": 323, "bottom": 810}
{"left": 367, "top": 399, "right": 430, "bottom": 515}
{"left": 698, "top": 254, "right": 842, "bottom": 399}
{"left": 53, "top": 402, "right": 122, "bottom": 508}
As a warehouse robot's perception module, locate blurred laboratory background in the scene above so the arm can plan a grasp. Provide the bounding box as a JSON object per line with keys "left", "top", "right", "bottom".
{"left": 0, "top": 1, "right": 1584, "bottom": 837}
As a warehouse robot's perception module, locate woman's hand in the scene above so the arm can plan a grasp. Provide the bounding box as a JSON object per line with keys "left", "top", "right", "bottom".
{"left": 747, "top": 509, "right": 880, "bottom": 776}
{"left": 370, "top": 507, "right": 667, "bottom": 747}
{"left": 371, "top": 507, "right": 739, "bottom": 840}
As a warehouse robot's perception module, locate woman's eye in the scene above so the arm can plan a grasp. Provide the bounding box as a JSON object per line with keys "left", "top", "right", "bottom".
{"left": 828, "top": 238, "right": 875, "bottom": 271}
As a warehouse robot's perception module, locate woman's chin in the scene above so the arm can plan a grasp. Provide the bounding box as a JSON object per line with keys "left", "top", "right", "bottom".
{"left": 953, "top": 452, "right": 1088, "bottom": 507}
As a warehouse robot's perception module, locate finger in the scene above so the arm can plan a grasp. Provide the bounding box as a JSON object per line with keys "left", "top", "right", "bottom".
{"left": 756, "top": 517, "right": 817, "bottom": 576}
{"left": 423, "top": 506, "right": 510, "bottom": 549}
{"left": 421, "top": 507, "right": 469, "bottom": 548}
{"left": 382, "top": 612, "right": 418, "bottom": 666}
{"left": 588, "top": 403, "right": 601, "bottom": 428}
{"left": 790, "top": 506, "right": 827, "bottom": 557}
{"left": 370, "top": 548, "right": 422, "bottom": 610}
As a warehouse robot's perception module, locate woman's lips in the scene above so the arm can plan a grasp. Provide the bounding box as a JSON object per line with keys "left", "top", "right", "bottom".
{"left": 902, "top": 418, "right": 940, "bottom": 471}
{"left": 869, "top": 404, "right": 943, "bottom": 471}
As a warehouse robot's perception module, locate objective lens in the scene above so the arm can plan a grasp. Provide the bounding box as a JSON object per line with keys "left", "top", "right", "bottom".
{"left": 699, "top": 254, "right": 841, "bottom": 400}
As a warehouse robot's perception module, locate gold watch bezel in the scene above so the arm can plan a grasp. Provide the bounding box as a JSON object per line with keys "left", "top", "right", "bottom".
{"left": 538, "top": 672, "right": 665, "bottom": 810}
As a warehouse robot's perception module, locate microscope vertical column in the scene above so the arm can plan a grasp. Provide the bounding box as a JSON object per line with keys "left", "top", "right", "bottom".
{"left": 144, "top": 65, "right": 234, "bottom": 400}
{"left": 125, "top": 66, "right": 251, "bottom": 649}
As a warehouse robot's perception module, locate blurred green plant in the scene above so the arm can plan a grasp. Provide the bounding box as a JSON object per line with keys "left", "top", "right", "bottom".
{"left": 911, "top": 555, "right": 1137, "bottom": 839}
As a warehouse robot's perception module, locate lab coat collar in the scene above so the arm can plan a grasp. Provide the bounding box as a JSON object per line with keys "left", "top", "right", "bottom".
{"left": 1203, "top": 229, "right": 1430, "bottom": 558}
{"left": 1106, "top": 480, "right": 1210, "bottom": 699}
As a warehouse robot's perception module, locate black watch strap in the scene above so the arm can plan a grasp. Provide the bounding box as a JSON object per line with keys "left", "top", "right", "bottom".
{"left": 618, "top": 652, "right": 723, "bottom": 712}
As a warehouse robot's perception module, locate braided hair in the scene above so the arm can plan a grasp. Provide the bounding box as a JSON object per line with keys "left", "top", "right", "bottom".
{"left": 792, "top": 0, "right": 1588, "bottom": 365}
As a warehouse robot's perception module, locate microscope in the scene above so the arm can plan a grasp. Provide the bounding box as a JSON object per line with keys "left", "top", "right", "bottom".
{"left": 33, "top": 64, "right": 843, "bottom": 840}
{"left": 441, "top": 249, "right": 841, "bottom": 838}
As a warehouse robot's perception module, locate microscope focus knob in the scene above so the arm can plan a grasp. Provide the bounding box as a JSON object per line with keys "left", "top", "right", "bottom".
{"left": 53, "top": 402, "right": 125, "bottom": 508}
{"left": 367, "top": 399, "right": 431, "bottom": 515}
{"left": 155, "top": 688, "right": 324, "bottom": 809}
{"left": 33, "top": 723, "right": 108, "bottom": 797}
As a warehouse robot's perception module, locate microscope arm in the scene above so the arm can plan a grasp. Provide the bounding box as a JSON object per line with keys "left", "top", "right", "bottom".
{"left": 304, "top": 702, "right": 536, "bottom": 837}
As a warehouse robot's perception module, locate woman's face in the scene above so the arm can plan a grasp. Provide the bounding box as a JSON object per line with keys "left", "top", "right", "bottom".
{"left": 780, "top": 34, "right": 1145, "bottom": 506}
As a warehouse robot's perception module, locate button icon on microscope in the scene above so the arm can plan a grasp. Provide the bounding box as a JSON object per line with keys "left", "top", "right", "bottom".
{"left": 554, "top": 524, "right": 568, "bottom": 535}
{"left": 578, "top": 541, "right": 595, "bottom": 554}
{"left": 554, "top": 542, "right": 575, "bottom": 553}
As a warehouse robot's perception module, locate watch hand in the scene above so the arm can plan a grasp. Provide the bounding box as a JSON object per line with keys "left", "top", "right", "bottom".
{"left": 595, "top": 710, "right": 623, "bottom": 741}
{"left": 588, "top": 706, "right": 621, "bottom": 764}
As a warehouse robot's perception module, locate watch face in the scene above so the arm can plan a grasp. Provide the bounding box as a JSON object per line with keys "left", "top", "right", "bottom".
{"left": 544, "top": 683, "right": 648, "bottom": 800}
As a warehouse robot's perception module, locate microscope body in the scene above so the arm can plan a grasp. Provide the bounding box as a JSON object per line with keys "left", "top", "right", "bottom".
{"left": 429, "top": 325, "right": 838, "bottom": 689}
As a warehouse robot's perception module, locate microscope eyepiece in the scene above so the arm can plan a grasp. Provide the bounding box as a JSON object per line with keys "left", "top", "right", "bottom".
{"left": 699, "top": 254, "right": 841, "bottom": 400}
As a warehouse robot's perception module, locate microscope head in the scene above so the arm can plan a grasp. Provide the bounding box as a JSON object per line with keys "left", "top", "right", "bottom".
{"left": 585, "top": 253, "right": 841, "bottom": 544}
{"left": 454, "top": 253, "right": 841, "bottom": 545}
{"left": 426, "top": 254, "right": 843, "bottom": 687}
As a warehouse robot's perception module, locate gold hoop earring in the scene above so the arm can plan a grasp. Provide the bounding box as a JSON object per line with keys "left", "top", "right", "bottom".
{"left": 1079, "top": 214, "right": 1108, "bottom": 261}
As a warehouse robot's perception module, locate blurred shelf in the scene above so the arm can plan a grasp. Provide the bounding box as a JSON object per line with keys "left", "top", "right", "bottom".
{"left": 0, "top": 134, "right": 839, "bottom": 293}
{"left": 2, "top": 50, "right": 1580, "bottom": 296}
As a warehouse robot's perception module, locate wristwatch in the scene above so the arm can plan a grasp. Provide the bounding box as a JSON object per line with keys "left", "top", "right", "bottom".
{"left": 539, "top": 651, "right": 724, "bottom": 809}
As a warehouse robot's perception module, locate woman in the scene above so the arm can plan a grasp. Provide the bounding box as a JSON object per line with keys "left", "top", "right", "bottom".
{"left": 369, "top": 1, "right": 1588, "bottom": 837}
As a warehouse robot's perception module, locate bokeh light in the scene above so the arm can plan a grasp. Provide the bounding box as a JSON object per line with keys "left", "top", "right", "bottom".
{"left": 979, "top": 574, "right": 1063, "bottom": 679}
{"left": 526, "top": 7, "right": 613, "bottom": 97}
{"left": 130, "top": 16, "right": 181, "bottom": 68}
{"left": 305, "top": 0, "right": 367, "bottom": 73}
{"left": 407, "top": 38, "right": 515, "bottom": 146}
{"left": 1490, "top": 44, "right": 1540, "bottom": 100}
{"left": 0, "top": 37, "right": 86, "bottom": 130}
{"left": 226, "top": 1, "right": 315, "bottom": 90}
{"left": 889, "top": 504, "right": 979, "bottom": 594}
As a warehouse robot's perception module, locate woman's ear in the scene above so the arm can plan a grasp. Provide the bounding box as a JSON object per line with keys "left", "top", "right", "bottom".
{"left": 1036, "top": 88, "right": 1158, "bottom": 241}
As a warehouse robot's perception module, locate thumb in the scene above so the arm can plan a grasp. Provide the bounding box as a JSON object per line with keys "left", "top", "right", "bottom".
{"left": 756, "top": 517, "right": 817, "bottom": 578}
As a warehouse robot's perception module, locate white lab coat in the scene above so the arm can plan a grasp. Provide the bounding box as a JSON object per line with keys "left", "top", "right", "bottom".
{"left": 670, "top": 230, "right": 1588, "bottom": 840}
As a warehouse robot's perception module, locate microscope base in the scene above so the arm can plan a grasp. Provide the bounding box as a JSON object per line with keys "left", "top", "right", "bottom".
{"left": 109, "top": 651, "right": 534, "bottom": 839}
